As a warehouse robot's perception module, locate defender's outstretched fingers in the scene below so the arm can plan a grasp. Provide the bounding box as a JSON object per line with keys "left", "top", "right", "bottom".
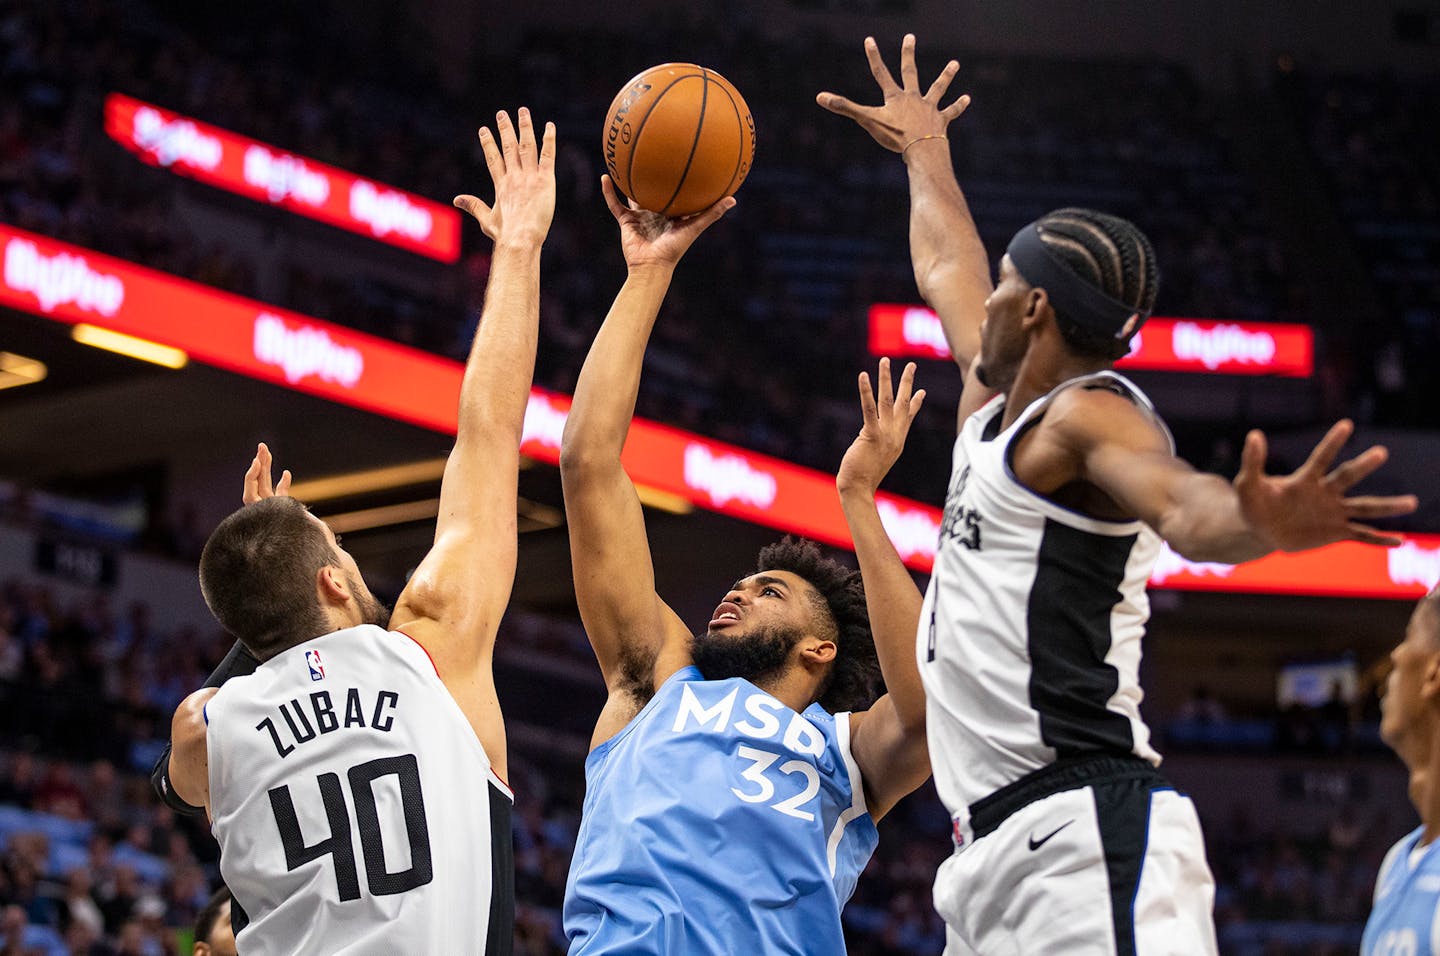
{"left": 1237, "top": 429, "right": 1268, "bottom": 483}
{"left": 452, "top": 194, "right": 494, "bottom": 234}
{"left": 243, "top": 456, "right": 262, "bottom": 504}
{"left": 516, "top": 107, "right": 535, "bottom": 161}
{"left": 896, "top": 361, "right": 918, "bottom": 407}
{"left": 940, "top": 93, "right": 972, "bottom": 123}
{"left": 858, "top": 371, "right": 879, "bottom": 425}
{"left": 1324, "top": 445, "right": 1389, "bottom": 492}
{"left": 476, "top": 126, "right": 503, "bottom": 182}
{"left": 864, "top": 36, "right": 900, "bottom": 94}
{"left": 899, "top": 34, "right": 920, "bottom": 92}
{"left": 1298, "top": 419, "right": 1354, "bottom": 478}
{"left": 815, "top": 91, "right": 871, "bottom": 121}
{"left": 926, "top": 60, "right": 960, "bottom": 102}
{"left": 1348, "top": 523, "right": 1406, "bottom": 547}
{"left": 877, "top": 357, "right": 894, "bottom": 421}
{"left": 1344, "top": 495, "right": 1420, "bottom": 520}
{"left": 495, "top": 110, "right": 518, "bottom": 167}
{"left": 909, "top": 388, "right": 927, "bottom": 419}
{"left": 539, "top": 121, "right": 557, "bottom": 168}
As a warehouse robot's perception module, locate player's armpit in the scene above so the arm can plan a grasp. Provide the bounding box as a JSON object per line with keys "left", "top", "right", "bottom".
{"left": 847, "top": 702, "right": 931, "bottom": 821}
{"left": 1021, "top": 385, "right": 1179, "bottom": 521}
{"left": 168, "top": 688, "right": 217, "bottom": 814}
{"left": 1047, "top": 388, "right": 1269, "bottom": 562}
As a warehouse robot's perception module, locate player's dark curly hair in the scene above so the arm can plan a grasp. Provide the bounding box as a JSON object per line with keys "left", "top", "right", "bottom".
{"left": 1036, "top": 207, "right": 1160, "bottom": 361}
{"left": 757, "top": 537, "right": 880, "bottom": 713}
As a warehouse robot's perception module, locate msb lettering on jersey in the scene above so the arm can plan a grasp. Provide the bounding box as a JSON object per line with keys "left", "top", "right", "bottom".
{"left": 670, "top": 683, "right": 824, "bottom": 755}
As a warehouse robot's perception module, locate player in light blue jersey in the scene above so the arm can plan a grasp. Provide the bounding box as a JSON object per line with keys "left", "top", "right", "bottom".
{"left": 1369, "top": 586, "right": 1440, "bottom": 955}
{"left": 557, "top": 175, "right": 933, "bottom": 954}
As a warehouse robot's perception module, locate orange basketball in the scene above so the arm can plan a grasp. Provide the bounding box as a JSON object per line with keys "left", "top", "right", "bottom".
{"left": 602, "top": 63, "right": 755, "bottom": 217}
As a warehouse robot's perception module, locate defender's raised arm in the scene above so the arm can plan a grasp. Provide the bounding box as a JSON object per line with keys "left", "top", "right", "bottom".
{"left": 820, "top": 34, "right": 987, "bottom": 374}
{"left": 389, "top": 107, "right": 557, "bottom": 777}
{"left": 838, "top": 359, "right": 932, "bottom": 818}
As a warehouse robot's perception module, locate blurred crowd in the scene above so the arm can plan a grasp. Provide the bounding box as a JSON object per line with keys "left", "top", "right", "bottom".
{"left": 1210, "top": 803, "right": 1393, "bottom": 956}
{"left": 1165, "top": 681, "right": 1387, "bottom": 758}
{"left": 1279, "top": 70, "right": 1440, "bottom": 428}
{"left": 0, "top": 556, "right": 1405, "bottom": 954}
{"left": 0, "top": 0, "right": 1344, "bottom": 505}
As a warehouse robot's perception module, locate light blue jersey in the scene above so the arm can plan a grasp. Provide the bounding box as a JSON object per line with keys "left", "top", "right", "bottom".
{"left": 1365, "top": 826, "right": 1440, "bottom": 956}
{"left": 563, "top": 666, "right": 879, "bottom": 955}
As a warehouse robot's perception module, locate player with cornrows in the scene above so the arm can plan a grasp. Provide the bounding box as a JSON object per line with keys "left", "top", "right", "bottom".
{"left": 821, "top": 34, "right": 1418, "bottom": 954}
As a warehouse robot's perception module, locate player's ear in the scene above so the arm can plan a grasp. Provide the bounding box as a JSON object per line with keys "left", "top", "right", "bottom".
{"left": 803, "top": 638, "right": 837, "bottom": 667}
{"left": 1023, "top": 288, "right": 1049, "bottom": 329}
{"left": 1421, "top": 653, "right": 1440, "bottom": 703}
{"left": 316, "top": 565, "right": 350, "bottom": 607}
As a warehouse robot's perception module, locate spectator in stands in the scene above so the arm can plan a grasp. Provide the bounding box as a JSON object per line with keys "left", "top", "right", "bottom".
{"left": 0, "top": 904, "right": 33, "bottom": 956}
{"left": 58, "top": 869, "right": 103, "bottom": 941}
{"left": 1178, "top": 684, "right": 1228, "bottom": 724}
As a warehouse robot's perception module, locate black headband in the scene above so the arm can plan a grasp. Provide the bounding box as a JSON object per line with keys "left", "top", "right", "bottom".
{"left": 1006, "top": 223, "right": 1148, "bottom": 339}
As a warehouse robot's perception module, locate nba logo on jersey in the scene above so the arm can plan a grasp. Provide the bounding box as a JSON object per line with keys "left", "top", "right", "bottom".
{"left": 304, "top": 649, "right": 325, "bottom": 681}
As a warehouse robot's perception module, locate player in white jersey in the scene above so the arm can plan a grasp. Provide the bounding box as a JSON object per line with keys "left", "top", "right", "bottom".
{"left": 165, "top": 107, "right": 557, "bottom": 955}
{"left": 820, "top": 35, "right": 1419, "bottom": 954}
{"left": 1366, "top": 585, "right": 1440, "bottom": 955}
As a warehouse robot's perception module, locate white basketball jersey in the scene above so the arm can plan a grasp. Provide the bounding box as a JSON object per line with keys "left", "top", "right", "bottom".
{"left": 206, "top": 625, "right": 512, "bottom": 955}
{"left": 920, "top": 371, "right": 1169, "bottom": 835}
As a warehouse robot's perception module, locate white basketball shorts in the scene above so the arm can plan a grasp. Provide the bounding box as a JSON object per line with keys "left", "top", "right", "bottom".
{"left": 934, "top": 756, "right": 1218, "bottom": 955}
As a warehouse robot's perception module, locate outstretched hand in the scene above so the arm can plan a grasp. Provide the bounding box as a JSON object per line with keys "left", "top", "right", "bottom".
{"left": 838, "top": 358, "right": 926, "bottom": 497}
{"left": 601, "top": 175, "right": 735, "bottom": 270}
{"left": 1235, "top": 420, "right": 1418, "bottom": 551}
{"left": 453, "top": 107, "right": 557, "bottom": 246}
{"left": 816, "top": 34, "right": 970, "bottom": 155}
{"left": 243, "top": 442, "right": 291, "bottom": 505}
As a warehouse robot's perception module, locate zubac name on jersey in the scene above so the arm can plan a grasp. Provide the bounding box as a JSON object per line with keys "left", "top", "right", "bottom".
{"left": 255, "top": 685, "right": 400, "bottom": 759}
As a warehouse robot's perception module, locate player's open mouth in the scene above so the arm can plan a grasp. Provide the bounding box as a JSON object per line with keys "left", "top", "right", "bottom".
{"left": 709, "top": 602, "right": 742, "bottom": 627}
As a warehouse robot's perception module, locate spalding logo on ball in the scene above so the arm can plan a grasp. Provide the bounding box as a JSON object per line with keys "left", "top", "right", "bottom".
{"left": 603, "top": 63, "right": 755, "bottom": 217}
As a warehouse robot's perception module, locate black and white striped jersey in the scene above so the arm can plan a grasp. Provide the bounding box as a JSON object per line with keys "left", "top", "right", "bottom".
{"left": 919, "top": 371, "right": 1171, "bottom": 838}
{"left": 206, "top": 624, "right": 514, "bottom": 955}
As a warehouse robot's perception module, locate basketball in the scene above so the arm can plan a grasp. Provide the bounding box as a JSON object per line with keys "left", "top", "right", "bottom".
{"left": 602, "top": 63, "right": 755, "bottom": 217}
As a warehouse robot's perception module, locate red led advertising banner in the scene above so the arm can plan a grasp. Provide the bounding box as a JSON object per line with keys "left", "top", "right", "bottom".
{"left": 104, "top": 93, "right": 460, "bottom": 262}
{"left": 0, "top": 223, "right": 938, "bottom": 569}
{"left": 869, "top": 304, "right": 1315, "bottom": 377}
{"left": 1148, "top": 538, "right": 1440, "bottom": 601}
{"left": 8, "top": 222, "right": 1424, "bottom": 596}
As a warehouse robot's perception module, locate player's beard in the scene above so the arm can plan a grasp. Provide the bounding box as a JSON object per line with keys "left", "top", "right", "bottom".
{"left": 347, "top": 572, "right": 392, "bottom": 630}
{"left": 691, "top": 621, "right": 802, "bottom": 685}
